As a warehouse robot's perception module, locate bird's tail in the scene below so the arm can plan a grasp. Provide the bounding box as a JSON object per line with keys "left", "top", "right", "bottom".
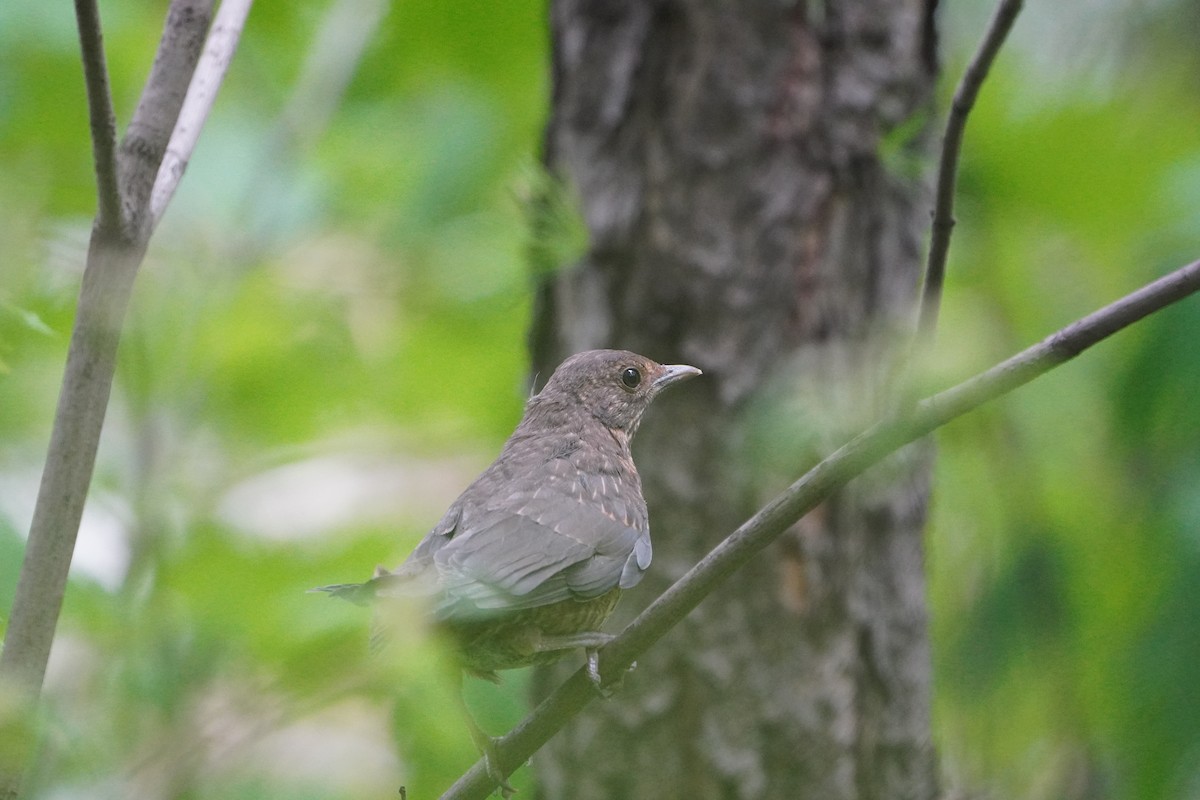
{"left": 310, "top": 565, "right": 397, "bottom": 606}
{"left": 308, "top": 581, "right": 375, "bottom": 607}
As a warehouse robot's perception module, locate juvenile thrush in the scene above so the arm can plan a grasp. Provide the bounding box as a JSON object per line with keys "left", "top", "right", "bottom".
{"left": 315, "top": 349, "right": 700, "bottom": 791}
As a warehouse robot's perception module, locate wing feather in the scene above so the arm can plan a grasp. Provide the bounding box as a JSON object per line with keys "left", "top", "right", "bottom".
{"left": 383, "top": 445, "right": 653, "bottom": 621}
{"left": 428, "top": 487, "right": 649, "bottom": 618}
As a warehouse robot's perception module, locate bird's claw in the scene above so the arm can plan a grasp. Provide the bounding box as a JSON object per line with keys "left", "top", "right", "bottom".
{"left": 463, "top": 707, "right": 516, "bottom": 798}
{"left": 481, "top": 737, "right": 517, "bottom": 798}
{"left": 585, "top": 648, "right": 637, "bottom": 697}
{"left": 585, "top": 647, "right": 608, "bottom": 694}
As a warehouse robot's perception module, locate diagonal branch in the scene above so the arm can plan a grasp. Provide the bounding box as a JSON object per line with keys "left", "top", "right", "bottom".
{"left": 73, "top": 0, "right": 121, "bottom": 234}
{"left": 121, "top": 0, "right": 217, "bottom": 236}
{"left": 150, "top": 0, "right": 255, "bottom": 229}
{"left": 441, "top": 257, "right": 1200, "bottom": 800}
{"left": 916, "top": 0, "right": 1023, "bottom": 341}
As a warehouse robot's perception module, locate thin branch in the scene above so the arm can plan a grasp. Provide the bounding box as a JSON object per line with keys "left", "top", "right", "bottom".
{"left": 121, "top": 0, "right": 216, "bottom": 234}
{"left": 441, "top": 258, "right": 1200, "bottom": 800}
{"left": 73, "top": 0, "right": 121, "bottom": 234}
{"left": 0, "top": 243, "right": 144, "bottom": 800}
{"left": 916, "top": 0, "right": 1023, "bottom": 341}
{"left": 150, "top": 0, "right": 255, "bottom": 229}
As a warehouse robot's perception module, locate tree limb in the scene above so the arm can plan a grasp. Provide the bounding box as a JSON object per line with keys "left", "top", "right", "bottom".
{"left": 441, "top": 257, "right": 1200, "bottom": 800}
{"left": 121, "top": 0, "right": 216, "bottom": 236}
{"left": 73, "top": 0, "right": 121, "bottom": 234}
{"left": 151, "top": 0, "right": 255, "bottom": 229}
{"left": 917, "top": 0, "right": 1023, "bottom": 340}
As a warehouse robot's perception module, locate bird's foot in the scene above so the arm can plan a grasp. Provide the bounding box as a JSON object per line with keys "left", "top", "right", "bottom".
{"left": 461, "top": 701, "right": 515, "bottom": 798}
{"left": 585, "top": 647, "right": 608, "bottom": 694}
{"left": 534, "top": 632, "right": 615, "bottom": 691}
{"left": 467, "top": 728, "right": 516, "bottom": 798}
{"left": 533, "top": 632, "right": 632, "bottom": 696}
{"left": 585, "top": 648, "right": 637, "bottom": 697}
{"left": 482, "top": 738, "right": 517, "bottom": 799}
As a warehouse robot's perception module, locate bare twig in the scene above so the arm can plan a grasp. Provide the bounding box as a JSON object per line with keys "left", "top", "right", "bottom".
{"left": 916, "top": 0, "right": 1023, "bottom": 341}
{"left": 441, "top": 258, "right": 1200, "bottom": 800}
{"left": 73, "top": 0, "right": 121, "bottom": 234}
{"left": 150, "top": 0, "right": 255, "bottom": 228}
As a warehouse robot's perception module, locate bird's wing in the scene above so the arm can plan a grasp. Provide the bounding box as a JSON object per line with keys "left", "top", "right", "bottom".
{"left": 430, "top": 481, "right": 649, "bottom": 617}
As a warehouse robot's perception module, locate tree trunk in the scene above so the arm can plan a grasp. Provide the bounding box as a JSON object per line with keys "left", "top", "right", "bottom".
{"left": 529, "top": 1, "right": 940, "bottom": 798}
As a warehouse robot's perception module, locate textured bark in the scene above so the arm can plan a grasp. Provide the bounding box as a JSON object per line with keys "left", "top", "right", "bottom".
{"left": 529, "top": 1, "right": 939, "bottom": 799}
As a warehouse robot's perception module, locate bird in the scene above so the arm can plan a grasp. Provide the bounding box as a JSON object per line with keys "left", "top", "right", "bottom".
{"left": 313, "top": 349, "right": 701, "bottom": 794}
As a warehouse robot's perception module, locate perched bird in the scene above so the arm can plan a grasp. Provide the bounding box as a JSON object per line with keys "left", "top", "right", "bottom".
{"left": 314, "top": 349, "right": 700, "bottom": 791}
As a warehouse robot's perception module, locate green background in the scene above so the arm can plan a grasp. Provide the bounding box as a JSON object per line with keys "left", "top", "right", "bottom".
{"left": 1, "top": 0, "right": 1198, "bottom": 797}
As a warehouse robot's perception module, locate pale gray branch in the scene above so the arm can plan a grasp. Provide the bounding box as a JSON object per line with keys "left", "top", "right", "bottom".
{"left": 150, "top": 0, "right": 255, "bottom": 229}
{"left": 121, "top": 0, "right": 215, "bottom": 235}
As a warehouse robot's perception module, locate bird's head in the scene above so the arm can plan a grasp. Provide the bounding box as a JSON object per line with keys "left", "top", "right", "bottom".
{"left": 536, "top": 349, "right": 702, "bottom": 435}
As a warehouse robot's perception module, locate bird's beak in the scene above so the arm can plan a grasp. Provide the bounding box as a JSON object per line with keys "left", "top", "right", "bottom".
{"left": 653, "top": 364, "right": 703, "bottom": 389}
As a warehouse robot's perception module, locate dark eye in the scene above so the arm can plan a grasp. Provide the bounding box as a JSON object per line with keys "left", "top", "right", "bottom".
{"left": 621, "top": 367, "right": 642, "bottom": 389}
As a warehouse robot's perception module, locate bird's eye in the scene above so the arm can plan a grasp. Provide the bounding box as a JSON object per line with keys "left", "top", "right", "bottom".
{"left": 621, "top": 367, "right": 642, "bottom": 389}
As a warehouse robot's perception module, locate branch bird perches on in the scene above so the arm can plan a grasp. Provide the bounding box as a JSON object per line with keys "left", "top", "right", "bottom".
{"left": 441, "top": 256, "right": 1200, "bottom": 800}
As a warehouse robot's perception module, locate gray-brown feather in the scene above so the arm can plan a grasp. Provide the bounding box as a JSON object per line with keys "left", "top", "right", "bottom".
{"left": 318, "top": 350, "right": 698, "bottom": 675}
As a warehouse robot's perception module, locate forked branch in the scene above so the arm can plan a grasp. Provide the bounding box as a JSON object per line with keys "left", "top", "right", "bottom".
{"left": 917, "top": 0, "right": 1024, "bottom": 340}
{"left": 0, "top": 1, "right": 251, "bottom": 796}
{"left": 150, "top": 0, "right": 254, "bottom": 227}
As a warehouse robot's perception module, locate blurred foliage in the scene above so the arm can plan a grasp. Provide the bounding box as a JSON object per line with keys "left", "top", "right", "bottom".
{"left": 0, "top": 0, "right": 1198, "bottom": 798}
{"left": 930, "top": 2, "right": 1200, "bottom": 798}
{"left": 1, "top": 0, "right": 547, "bottom": 796}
